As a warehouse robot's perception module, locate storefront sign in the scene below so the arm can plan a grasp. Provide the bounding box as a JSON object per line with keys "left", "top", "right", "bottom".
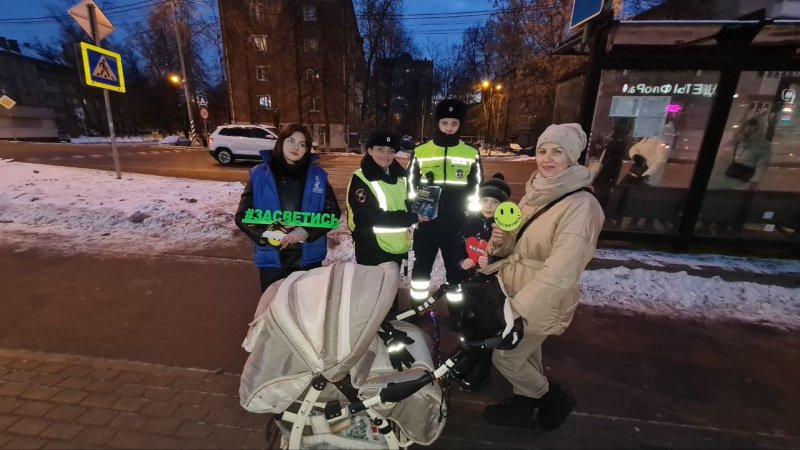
{"left": 622, "top": 83, "right": 717, "bottom": 97}
{"left": 782, "top": 88, "right": 796, "bottom": 104}
{"left": 243, "top": 209, "right": 340, "bottom": 228}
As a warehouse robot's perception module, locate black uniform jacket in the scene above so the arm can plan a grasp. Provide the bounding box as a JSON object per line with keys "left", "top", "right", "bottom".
{"left": 347, "top": 155, "right": 418, "bottom": 266}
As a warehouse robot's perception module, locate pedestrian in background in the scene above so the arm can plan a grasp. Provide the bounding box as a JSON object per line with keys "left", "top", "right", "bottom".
{"left": 234, "top": 124, "right": 340, "bottom": 292}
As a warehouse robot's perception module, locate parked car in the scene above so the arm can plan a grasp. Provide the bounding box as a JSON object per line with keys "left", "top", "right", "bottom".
{"left": 401, "top": 135, "right": 416, "bottom": 151}
{"left": 208, "top": 124, "right": 279, "bottom": 165}
{"left": 158, "top": 135, "right": 190, "bottom": 146}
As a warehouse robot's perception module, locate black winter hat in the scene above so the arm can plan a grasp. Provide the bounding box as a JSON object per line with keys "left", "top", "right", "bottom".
{"left": 366, "top": 129, "right": 401, "bottom": 151}
{"left": 479, "top": 173, "right": 511, "bottom": 202}
{"left": 435, "top": 99, "right": 467, "bottom": 122}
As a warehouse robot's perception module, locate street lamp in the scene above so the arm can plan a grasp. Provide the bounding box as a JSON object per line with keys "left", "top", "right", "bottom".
{"left": 168, "top": 73, "right": 181, "bottom": 85}
{"left": 477, "top": 80, "right": 509, "bottom": 148}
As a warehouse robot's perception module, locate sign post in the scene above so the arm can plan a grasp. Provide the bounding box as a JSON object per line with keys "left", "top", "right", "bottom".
{"left": 71, "top": 0, "right": 122, "bottom": 179}
{"left": 197, "top": 95, "right": 209, "bottom": 144}
{"left": 1, "top": 95, "right": 18, "bottom": 142}
{"left": 172, "top": 1, "right": 200, "bottom": 146}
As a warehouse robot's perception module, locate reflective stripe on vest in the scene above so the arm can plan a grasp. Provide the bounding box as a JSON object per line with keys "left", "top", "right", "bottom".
{"left": 351, "top": 169, "right": 411, "bottom": 255}
{"left": 410, "top": 141, "right": 480, "bottom": 186}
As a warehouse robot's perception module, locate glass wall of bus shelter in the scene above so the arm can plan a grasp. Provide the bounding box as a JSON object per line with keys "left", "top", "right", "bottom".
{"left": 696, "top": 71, "right": 800, "bottom": 243}
{"left": 585, "top": 69, "right": 721, "bottom": 233}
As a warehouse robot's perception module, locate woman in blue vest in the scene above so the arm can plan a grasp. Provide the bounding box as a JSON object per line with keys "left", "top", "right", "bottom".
{"left": 234, "top": 124, "right": 340, "bottom": 292}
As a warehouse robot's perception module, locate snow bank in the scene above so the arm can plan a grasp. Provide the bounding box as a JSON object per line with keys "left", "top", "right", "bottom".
{"left": 70, "top": 136, "right": 158, "bottom": 144}
{"left": 596, "top": 248, "right": 800, "bottom": 274}
{"left": 0, "top": 159, "right": 242, "bottom": 254}
{"left": 581, "top": 267, "right": 800, "bottom": 329}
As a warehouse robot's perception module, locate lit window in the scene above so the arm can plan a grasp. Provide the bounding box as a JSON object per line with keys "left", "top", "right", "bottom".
{"left": 303, "top": 5, "right": 317, "bottom": 21}
{"left": 304, "top": 68, "right": 320, "bottom": 82}
{"left": 250, "top": 0, "right": 263, "bottom": 21}
{"left": 310, "top": 97, "right": 320, "bottom": 112}
{"left": 303, "top": 39, "right": 318, "bottom": 52}
{"left": 250, "top": 35, "right": 269, "bottom": 52}
{"left": 255, "top": 65, "right": 267, "bottom": 81}
{"left": 258, "top": 95, "right": 272, "bottom": 110}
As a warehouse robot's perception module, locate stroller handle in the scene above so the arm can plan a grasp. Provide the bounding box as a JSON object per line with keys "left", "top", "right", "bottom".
{"left": 462, "top": 336, "right": 504, "bottom": 350}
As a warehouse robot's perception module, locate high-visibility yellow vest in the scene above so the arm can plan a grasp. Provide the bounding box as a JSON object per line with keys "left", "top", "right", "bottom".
{"left": 347, "top": 169, "right": 412, "bottom": 254}
{"left": 408, "top": 140, "right": 481, "bottom": 201}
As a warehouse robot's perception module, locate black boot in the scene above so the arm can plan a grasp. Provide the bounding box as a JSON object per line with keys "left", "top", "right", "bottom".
{"left": 459, "top": 362, "right": 491, "bottom": 393}
{"left": 536, "top": 384, "right": 577, "bottom": 431}
{"left": 450, "top": 353, "right": 476, "bottom": 380}
{"left": 483, "top": 395, "right": 538, "bottom": 427}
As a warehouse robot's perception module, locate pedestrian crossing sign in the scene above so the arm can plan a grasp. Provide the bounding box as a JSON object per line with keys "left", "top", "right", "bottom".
{"left": 80, "top": 42, "right": 125, "bottom": 93}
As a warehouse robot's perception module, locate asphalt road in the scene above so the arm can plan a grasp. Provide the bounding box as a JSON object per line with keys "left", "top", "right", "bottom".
{"left": 0, "top": 142, "right": 537, "bottom": 204}
{"left": 3, "top": 142, "right": 798, "bottom": 201}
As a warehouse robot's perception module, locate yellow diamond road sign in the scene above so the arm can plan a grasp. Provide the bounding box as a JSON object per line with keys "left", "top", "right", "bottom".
{"left": 80, "top": 42, "right": 125, "bottom": 93}
{"left": 0, "top": 95, "right": 16, "bottom": 110}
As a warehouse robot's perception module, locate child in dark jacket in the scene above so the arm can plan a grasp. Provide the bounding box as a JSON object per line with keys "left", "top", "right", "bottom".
{"left": 447, "top": 173, "right": 511, "bottom": 392}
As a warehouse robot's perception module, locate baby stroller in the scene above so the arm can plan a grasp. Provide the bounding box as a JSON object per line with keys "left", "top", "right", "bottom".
{"left": 239, "top": 262, "right": 521, "bottom": 449}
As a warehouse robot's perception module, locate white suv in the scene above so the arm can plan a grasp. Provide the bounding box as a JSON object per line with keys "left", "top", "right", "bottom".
{"left": 208, "top": 124, "right": 279, "bottom": 165}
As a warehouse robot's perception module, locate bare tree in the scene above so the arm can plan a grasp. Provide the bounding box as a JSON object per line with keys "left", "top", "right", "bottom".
{"left": 356, "top": 0, "right": 417, "bottom": 127}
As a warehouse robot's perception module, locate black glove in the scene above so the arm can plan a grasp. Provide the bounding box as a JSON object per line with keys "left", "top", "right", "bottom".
{"left": 378, "top": 322, "right": 416, "bottom": 371}
{"left": 497, "top": 317, "right": 524, "bottom": 350}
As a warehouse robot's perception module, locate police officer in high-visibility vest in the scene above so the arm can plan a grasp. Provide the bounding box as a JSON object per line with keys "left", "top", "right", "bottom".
{"left": 407, "top": 99, "right": 482, "bottom": 307}
{"left": 347, "top": 130, "right": 429, "bottom": 268}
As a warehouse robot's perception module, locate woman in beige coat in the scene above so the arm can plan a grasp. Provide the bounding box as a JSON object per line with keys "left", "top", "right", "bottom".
{"left": 480, "top": 123, "right": 604, "bottom": 430}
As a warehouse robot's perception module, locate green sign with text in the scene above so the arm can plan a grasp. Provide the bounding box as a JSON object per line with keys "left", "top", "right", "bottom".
{"left": 242, "top": 209, "right": 340, "bottom": 229}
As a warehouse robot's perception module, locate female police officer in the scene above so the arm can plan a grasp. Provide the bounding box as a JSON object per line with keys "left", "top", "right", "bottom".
{"left": 347, "top": 130, "right": 427, "bottom": 267}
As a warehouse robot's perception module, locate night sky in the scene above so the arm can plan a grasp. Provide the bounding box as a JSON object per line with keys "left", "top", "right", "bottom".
{"left": 2, "top": 0, "right": 497, "bottom": 57}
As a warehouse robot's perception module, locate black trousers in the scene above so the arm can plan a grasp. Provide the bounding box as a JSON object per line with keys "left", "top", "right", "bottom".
{"left": 411, "top": 212, "right": 466, "bottom": 285}
{"left": 259, "top": 262, "right": 322, "bottom": 292}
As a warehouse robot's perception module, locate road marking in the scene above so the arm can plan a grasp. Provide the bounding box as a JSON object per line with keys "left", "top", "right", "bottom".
{"left": 71, "top": 155, "right": 86, "bottom": 158}
{"left": 137, "top": 151, "right": 148, "bottom": 155}
{"left": 89, "top": 154, "right": 103, "bottom": 158}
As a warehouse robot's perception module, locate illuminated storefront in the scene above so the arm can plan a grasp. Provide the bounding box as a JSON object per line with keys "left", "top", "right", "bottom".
{"left": 557, "top": 19, "right": 800, "bottom": 253}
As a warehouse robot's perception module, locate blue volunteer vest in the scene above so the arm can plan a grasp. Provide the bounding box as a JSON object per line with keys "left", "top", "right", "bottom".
{"left": 250, "top": 151, "right": 328, "bottom": 268}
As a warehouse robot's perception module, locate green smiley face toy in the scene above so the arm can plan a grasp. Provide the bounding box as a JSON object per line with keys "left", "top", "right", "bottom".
{"left": 494, "top": 201, "right": 522, "bottom": 231}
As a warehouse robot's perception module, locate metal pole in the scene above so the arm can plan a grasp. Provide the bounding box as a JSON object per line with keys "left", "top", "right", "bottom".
{"left": 6, "top": 108, "right": 17, "bottom": 142}
{"left": 172, "top": 0, "right": 198, "bottom": 146}
{"left": 88, "top": 3, "right": 121, "bottom": 179}
{"left": 419, "top": 100, "right": 425, "bottom": 142}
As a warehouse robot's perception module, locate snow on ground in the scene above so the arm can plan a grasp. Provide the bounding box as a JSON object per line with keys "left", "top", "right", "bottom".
{"left": 595, "top": 248, "right": 800, "bottom": 274}
{"left": 70, "top": 136, "right": 158, "bottom": 144}
{"left": 1, "top": 159, "right": 797, "bottom": 328}
{"left": 582, "top": 267, "right": 800, "bottom": 329}
{"left": 0, "top": 159, "right": 242, "bottom": 254}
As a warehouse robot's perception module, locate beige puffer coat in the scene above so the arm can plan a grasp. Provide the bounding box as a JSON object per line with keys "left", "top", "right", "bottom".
{"left": 483, "top": 165, "right": 605, "bottom": 336}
